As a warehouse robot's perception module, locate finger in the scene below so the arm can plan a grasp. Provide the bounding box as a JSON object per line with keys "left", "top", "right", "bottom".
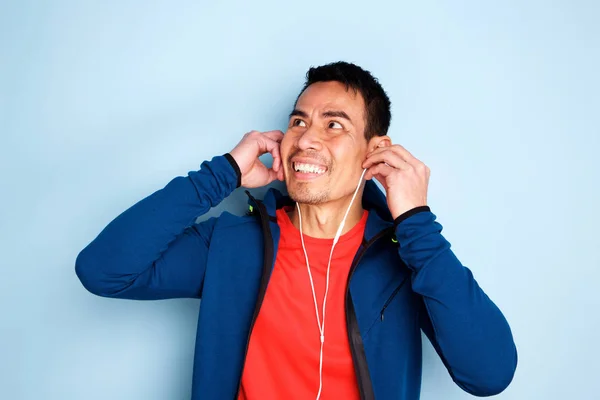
{"left": 270, "top": 164, "right": 285, "bottom": 182}
{"left": 364, "top": 163, "right": 395, "bottom": 181}
{"left": 262, "top": 136, "right": 282, "bottom": 172}
{"left": 389, "top": 144, "right": 422, "bottom": 167}
{"left": 363, "top": 150, "right": 409, "bottom": 170}
{"left": 367, "top": 144, "right": 420, "bottom": 167}
{"left": 365, "top": 163, "right": 394, "bottom": 181}
{"left": 266, "top": 167, "right": 279, "bottom": 185}
{"left": 392, "top": 144, "right": 419, "bottom": 163}
{"left": 261, "top": 131, "right": 284, "bottom": 172}
{"left": 262, "top": 130, "right": 285, "bottom": 143}
{"left": 373, "top": 173, "right": 387, "bottom": 186}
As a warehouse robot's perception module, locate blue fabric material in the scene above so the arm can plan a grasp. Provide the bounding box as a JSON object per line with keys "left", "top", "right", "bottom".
{"left": 76, "top": 155, "right": 517, "bottom": 399}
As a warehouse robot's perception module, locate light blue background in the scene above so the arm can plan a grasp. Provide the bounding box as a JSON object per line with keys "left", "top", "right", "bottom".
{"left": 1, "top": 1, "right": 599, "bottom": 399}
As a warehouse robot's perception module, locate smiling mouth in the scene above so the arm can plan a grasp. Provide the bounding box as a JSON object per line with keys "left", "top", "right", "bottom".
{"left": 292, "top": 162, "right": 328, "bottom": 175}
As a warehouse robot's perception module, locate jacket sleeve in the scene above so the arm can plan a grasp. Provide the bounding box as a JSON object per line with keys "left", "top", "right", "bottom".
{"left": 394, "top": 207, "right": 518, "bottom": 397}
{"left": 75, "top": 154, "right": 242, "bottom": 300}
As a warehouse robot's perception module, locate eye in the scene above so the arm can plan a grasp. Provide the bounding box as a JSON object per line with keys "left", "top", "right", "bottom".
{"left": 328, "top": 121, "right": 343, "bottom": 129}
{"left": 292, "top": 118, "right": 307, "bottom": 127}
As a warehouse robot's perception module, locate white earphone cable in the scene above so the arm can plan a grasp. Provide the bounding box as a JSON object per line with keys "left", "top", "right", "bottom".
{"left": 296, "top": 168, "right": 367, "bottom": 400}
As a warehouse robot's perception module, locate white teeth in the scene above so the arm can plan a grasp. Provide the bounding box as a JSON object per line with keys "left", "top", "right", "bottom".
{"left": 293, "top": 162, "right": 325, "bottom": 174}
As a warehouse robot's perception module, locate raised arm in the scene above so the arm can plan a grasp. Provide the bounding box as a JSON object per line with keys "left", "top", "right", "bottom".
{"left": 75, "top": 154, "right": 241, "bottom": 299}
{"left": 75, "top": 129, "right": 285, "bottom": 300}
{"left": 363, "top": 143, "right": 517, "bottom": 395}
{"left": 396, "top": 209, "right": 517, "bottom": 396}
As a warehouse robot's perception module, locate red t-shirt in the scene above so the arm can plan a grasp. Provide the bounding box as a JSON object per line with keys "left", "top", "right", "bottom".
{"left": 238, "top": 205, "right": 368, "bottom": 400}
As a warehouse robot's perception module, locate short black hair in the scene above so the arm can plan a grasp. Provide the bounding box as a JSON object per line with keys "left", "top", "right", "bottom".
{"left": 296, "top": 61, "right": 391, "bottom": 142}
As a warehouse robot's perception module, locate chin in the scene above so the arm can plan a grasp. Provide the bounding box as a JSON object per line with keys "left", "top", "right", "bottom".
{"left": 287, "top": 184, "right": 330, "bottom": 205}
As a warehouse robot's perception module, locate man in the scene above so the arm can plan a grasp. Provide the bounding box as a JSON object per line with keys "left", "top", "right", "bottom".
{"left": 76, "top": 61, "right": 517, "bottom": 400}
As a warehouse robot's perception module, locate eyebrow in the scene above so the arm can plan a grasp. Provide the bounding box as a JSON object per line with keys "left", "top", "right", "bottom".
{"left": 289, "top": 109, "right": 309, "bottom": 118}
{"left": 289, "top": 109, "right": 353, "bottom": 124}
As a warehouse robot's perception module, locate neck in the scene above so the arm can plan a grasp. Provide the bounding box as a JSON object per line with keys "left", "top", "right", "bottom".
{"left": 287, "top": 191, "right": 365, "bottom": 239}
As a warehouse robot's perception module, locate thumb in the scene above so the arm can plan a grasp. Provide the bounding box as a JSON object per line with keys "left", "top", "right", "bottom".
{"left": 266, "top": 167, "right": 279, "bottom": 184}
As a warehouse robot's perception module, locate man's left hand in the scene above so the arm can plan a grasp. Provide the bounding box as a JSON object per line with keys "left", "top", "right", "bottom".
{"left": 362, "top": 144, "right": 430, "bottom": 220}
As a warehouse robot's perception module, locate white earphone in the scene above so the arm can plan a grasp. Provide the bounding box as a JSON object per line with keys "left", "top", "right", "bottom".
{"left": 296, "top": 167, "right": 368, "bottom": 400}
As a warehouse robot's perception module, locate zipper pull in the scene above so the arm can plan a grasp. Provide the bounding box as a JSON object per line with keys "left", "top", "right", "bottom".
{"left": 380, "top": 311, "right": 385, "bottom": 322}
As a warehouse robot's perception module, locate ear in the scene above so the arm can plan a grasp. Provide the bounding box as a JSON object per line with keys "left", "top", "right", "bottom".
{"left": 368, "top": 135, "right": 392, "bottom": 152}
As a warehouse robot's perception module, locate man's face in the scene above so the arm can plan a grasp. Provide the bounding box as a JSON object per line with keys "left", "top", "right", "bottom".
{"left": 280, "top": 81, "right": 370, "bottom": 205}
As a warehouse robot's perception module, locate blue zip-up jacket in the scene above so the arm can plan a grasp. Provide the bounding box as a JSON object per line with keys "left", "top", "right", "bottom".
{"left": 75, "top": 154, "right": 517, "bottom": 399}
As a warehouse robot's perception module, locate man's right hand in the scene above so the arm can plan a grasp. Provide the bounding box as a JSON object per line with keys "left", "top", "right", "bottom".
{"left": 229, "top": 130, "right": 285, "bottom": 188}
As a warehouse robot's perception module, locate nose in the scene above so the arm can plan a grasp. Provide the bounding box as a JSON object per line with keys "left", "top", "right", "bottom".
{"left": 295, "top": 125, "right": 323, "bottom": 152}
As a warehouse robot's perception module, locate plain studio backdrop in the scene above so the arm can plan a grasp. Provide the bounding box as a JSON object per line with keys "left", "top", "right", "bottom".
{"left": 1, "top": 1, "right": 598, "bottom": 399}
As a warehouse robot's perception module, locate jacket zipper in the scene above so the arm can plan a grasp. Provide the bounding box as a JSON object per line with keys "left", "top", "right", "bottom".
{"left": 234, "top": 192, "right": 275, "bottom": 399}
{"left": 380, "top": 276, "right": 409, "bottom": 321}
{"left": 345, "top": 226, "right": 395, "bottom": 400}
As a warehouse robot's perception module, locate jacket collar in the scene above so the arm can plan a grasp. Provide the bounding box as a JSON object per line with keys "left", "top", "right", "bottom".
{"left": 245, "top": 180, "right": 394, "bottom": 241}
